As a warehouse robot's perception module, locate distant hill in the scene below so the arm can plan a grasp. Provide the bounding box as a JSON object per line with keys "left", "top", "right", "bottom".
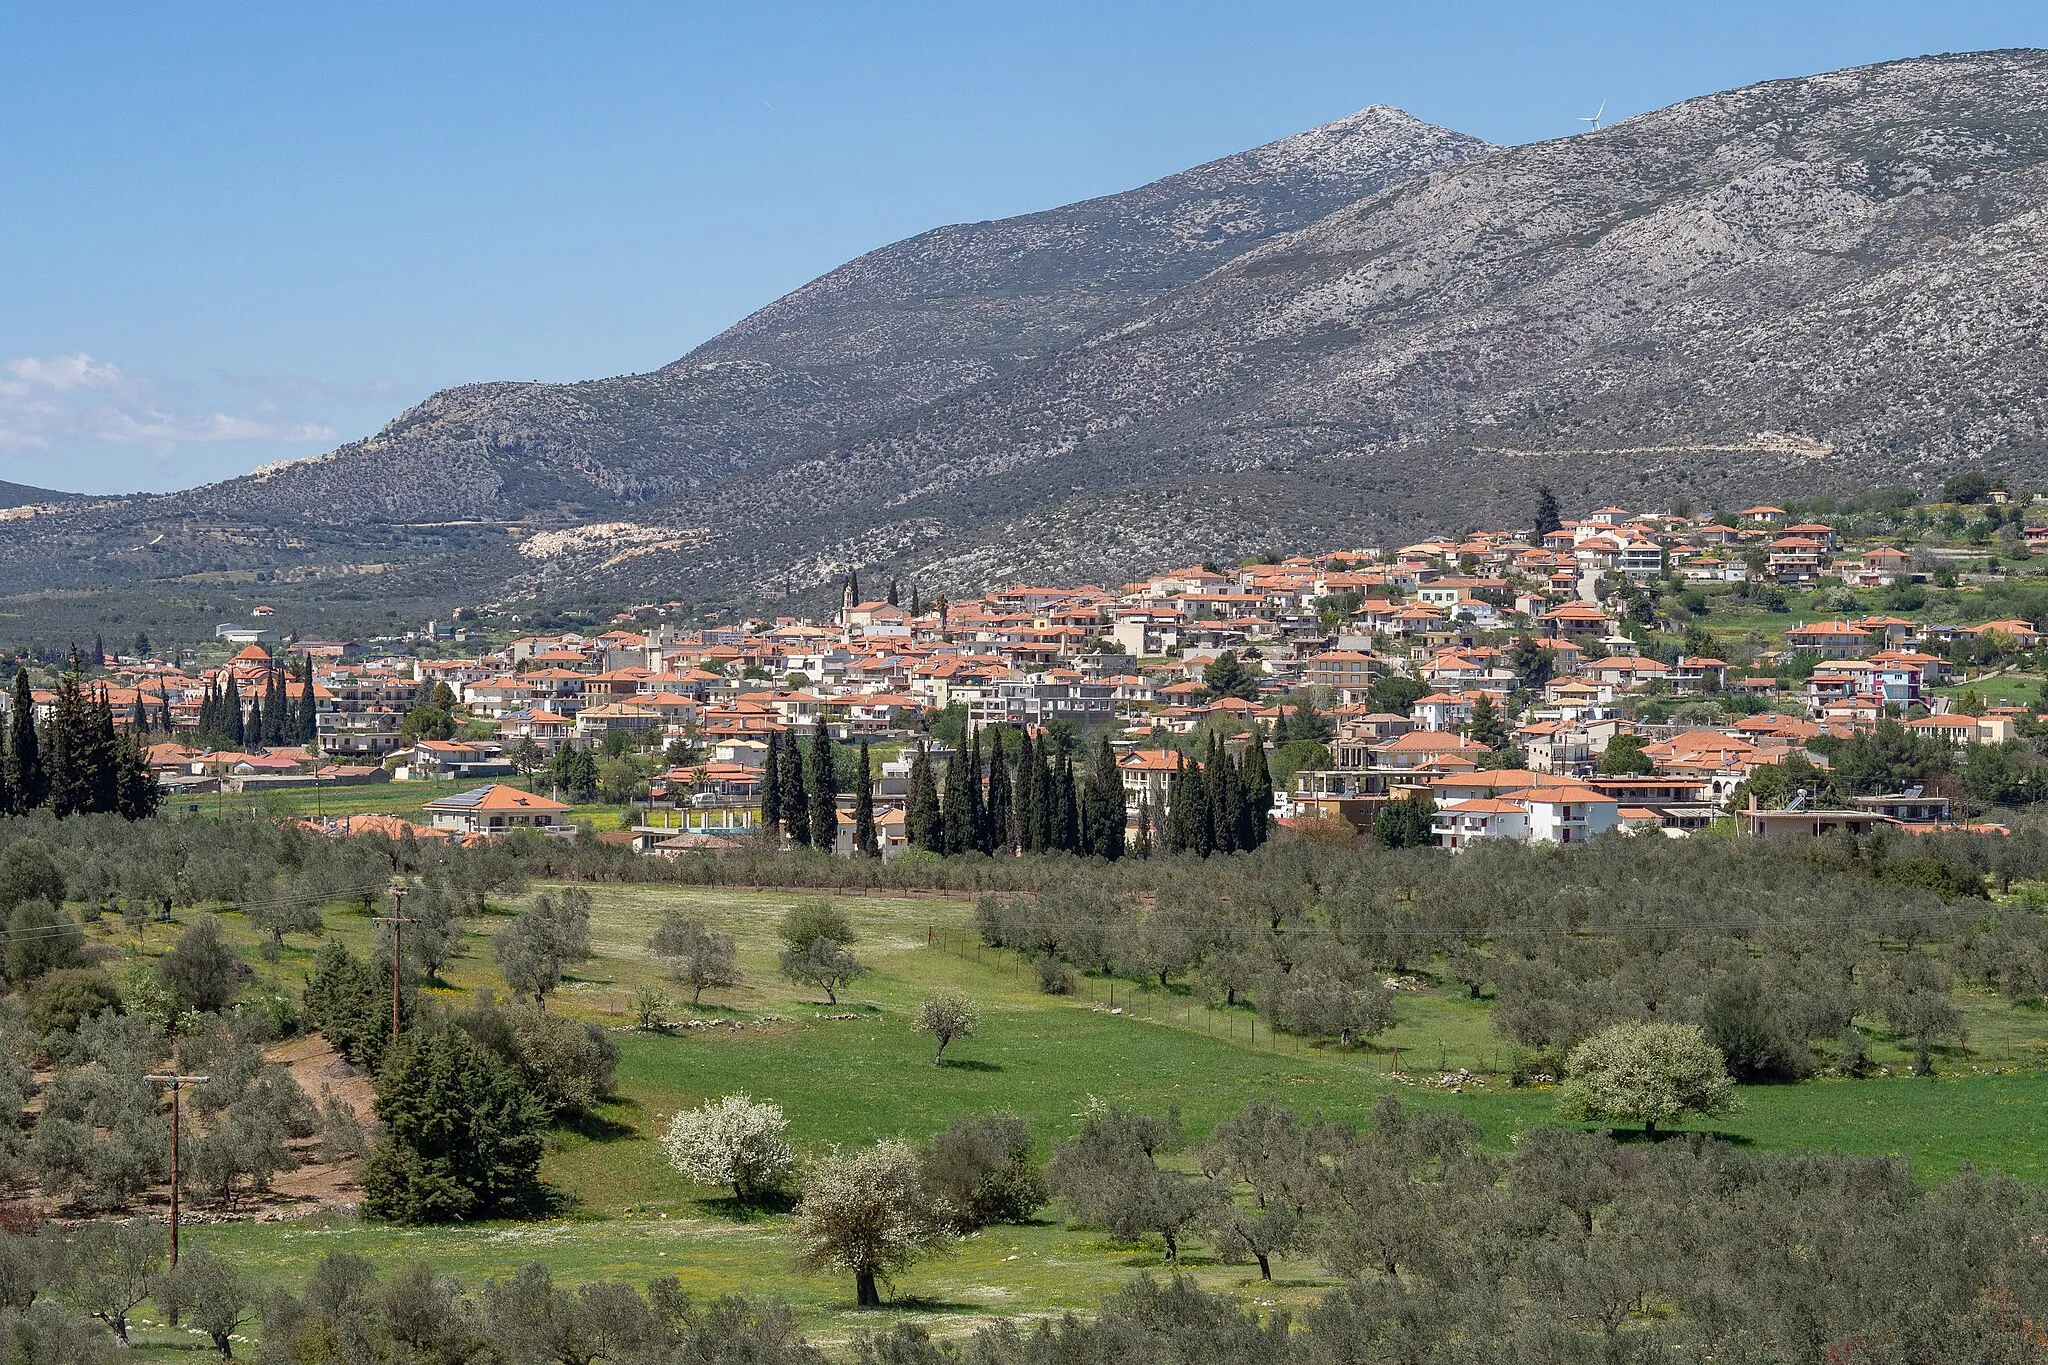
{"left": 0, "top": 479, "right": 72, "bottom": 509}
{"left": 10, "top": 52, "right": 2048, "bottom": 627}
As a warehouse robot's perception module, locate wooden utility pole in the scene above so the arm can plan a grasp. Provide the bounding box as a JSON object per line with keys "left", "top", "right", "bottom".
{"left": 144, "top": 1073, "right": 210, "bottom": 1268}
{"left": 373, "top": 886, "right": 414, "bottom": 1049}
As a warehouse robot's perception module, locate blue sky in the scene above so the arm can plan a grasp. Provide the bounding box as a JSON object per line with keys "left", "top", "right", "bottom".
{"left": 2, "top": 2, "right": 2042, "bottom": 494}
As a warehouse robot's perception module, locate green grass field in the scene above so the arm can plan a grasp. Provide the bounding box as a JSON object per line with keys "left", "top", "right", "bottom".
{"left": 91, "top": 875, "right": 2048, "bottom": 1357}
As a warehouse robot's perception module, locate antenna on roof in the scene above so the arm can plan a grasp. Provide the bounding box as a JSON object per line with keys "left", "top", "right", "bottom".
{"left": 1578, "top": 99, "right": 1606, "bottom": 132}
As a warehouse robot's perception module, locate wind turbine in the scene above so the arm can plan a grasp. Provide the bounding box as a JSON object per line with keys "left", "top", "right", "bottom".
{"left": 1578, "top": 99, "right": 1606, "bottom": 132}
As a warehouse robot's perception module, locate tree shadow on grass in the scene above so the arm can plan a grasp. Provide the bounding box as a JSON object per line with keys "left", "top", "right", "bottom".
{"left": 697, "top": 1189, "right": 799, "bottom": 1221}
{"left": 1603, "top": 1127, "right": 1755, "bottom": 1148}
{"left": 883, "top": 1295, "right": 992, "bottom": 1314}
{"left": 559, "top": 1108, "right": 639, "bottom": 1142}
{"left": 937, "top": 1058, "right": 1004, "bottom": 1073}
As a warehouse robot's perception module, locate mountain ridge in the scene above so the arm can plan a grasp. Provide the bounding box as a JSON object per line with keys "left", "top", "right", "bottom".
{"left": 10, "top": 52, "right": 2048, "bottom": 629}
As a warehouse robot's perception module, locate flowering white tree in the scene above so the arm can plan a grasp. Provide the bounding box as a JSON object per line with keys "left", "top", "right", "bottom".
{"left": 659, "top": 1093, "right": 794, "bottom": 1202}
{"left": 793, "top": 1139, "right": 953, "bottom": 1307}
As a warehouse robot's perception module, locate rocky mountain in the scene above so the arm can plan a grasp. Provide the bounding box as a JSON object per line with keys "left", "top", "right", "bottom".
{"left": 12, "top": 51, "right": 2048, "bottom": 629}
{"left": 164, "top": 105, "right": 1488, "bottom": 526}
{"left": 624, "top": 47, "right": 2048, "bottom": 597}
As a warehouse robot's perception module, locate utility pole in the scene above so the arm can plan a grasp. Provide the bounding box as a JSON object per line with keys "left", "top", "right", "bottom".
{"left": 144, "top": 1073, "right": 210, "bottom": 1268}
{"left": 373, "top": 886, "right": 414, "bottom": 1050}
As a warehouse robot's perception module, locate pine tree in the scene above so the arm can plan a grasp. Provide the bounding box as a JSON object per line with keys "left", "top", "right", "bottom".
{"left": 780, "top": 728, "right": 810, "bottom": 847}
{"left": 760, "top": 732, "right": 783, "bottom": 838}
{"left": 1467, "top": 692, "right": 1509, "bottom": 749}
{"left": 984, "top": 729, "right": 1013, "bottom": 853}
{"left": 908, "top": 743, "right": 943, "bottom": 852}
{"left": 114, "top": 728, "right": 162, "bottom": 820}
{"left": 807, "top": 732, "right": 837, "bottom": 855}
{"left": 10, "top": 670, "right": 43, "bottom": 813}
{"left": 853, "top": 741, "right": 878, "bottom": 857}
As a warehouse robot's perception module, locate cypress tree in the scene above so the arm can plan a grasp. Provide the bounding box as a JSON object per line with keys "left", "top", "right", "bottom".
{"left": 268, "top": 670, "right": 287, "bottom": 745}
{"left": 130, "top": 694, "right": 148, "bottom": 732}
{"left": 807, "top": 732, "right": 837, "bottom": 855}
{"left": 247, "top": 684, "right": 266, "bottom": 750}
{"left": 963, "top": 731, "right": 989, "bottom": 854}
{"left": 1245, "top": 724, "right": 1273, "bottom": 850}
{"left": 299, "top": 661, "right": 319, "bottom": 744}
{"left": 1196, "top": 736, "right": 1228, "bottom": 855}
{"left": 0, "top": 696, "right": 11, "bottom": 817}
{"left": 87, "top": 689, "right": 119, "bottom": 814}
{"left": 1083, "top": 736, "right": 1125, "bottom": 860}
{"left": 760, "top": 732, "right": 783, "bottom": 837}
{"left": 853, "top": 741, "right": 878, "bottom": 857}
{"left": 908, "top": 743, "right": 943, "bottom": 852}
{"left": 45, "top": 674, "right": 87, "bottom": 817}
{"left": 225, "top": 675, "right": 245, "bottom": 746}
{"left": 780, "top": 727, "right": 810, "bottom": 846}
{"left": 939, "top": 742, "right": 971, "bottom": 855}
{"left": 1053, "top": 750, "right": 1080, "bottom": 854}
{"left": 1037, "top": 745, "right": 1060, "bottom": 852}
{"left": 10, "top": 670, "right": 43, "bottom": 813}
{"left": 984, "top": 729, "right": 1012, "bottom": 853}
{"left": 159, "top": 693, "right": 175, "bottom": 737}
{"left": 1132, "top": 796, "right": 1154, "bottom": 859}
{"left": 1012, "top": 732, "right": 1039, "bottom": 853}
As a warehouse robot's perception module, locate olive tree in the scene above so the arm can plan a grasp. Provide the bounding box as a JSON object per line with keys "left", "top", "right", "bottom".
{"left": 1556, "top": 1022, "right": 1738, "bottom": 1138}
{"left": 650, "top": 911, "right": 740, "bottom": 1005}
{"left": 793, "top": 1139, "right": 953, "bottom": 1307}
{"left": 1048, "top": 1103, "right": 1219, "bottom": 1263}
{"left": 911, "top": 993, "right": 979, "bottom": 1065}
{"left": 659, "top": 1093, "right": 795, "bottom": 1202}
{"left": 65, "top": 1217, "right": 166, "bottom": 1346}
{"left": 156, "top": 1249, "right": 253, "bottom": 1360}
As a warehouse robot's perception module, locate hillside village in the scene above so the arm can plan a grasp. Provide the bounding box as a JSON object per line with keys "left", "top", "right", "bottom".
{"left": 19, "top": 487, "right": 2048, "bottom": 856}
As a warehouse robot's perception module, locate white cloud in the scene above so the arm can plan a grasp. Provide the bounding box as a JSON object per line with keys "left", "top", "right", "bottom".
{"left": 0, "top": 352, "right": 343, "bottom": 453}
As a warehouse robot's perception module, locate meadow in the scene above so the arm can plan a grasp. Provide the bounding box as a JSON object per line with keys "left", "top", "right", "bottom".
{"left": 102, "top": 876, "right": 2048, "bottom": 1355}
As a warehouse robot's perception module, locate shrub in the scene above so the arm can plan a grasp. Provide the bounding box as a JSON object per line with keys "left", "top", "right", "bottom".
{"left": 918, "top": 1113, "right": 1046, "bottom": 1230}
{"left": 24, "top": 968, "right": 121, "bottom": 1040}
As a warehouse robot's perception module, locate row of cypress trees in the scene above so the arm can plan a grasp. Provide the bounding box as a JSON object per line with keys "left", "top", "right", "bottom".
{"left": 1160, "top": 729, "right": 1274, "bottom": 856}
{"left": 194, "top": 655, "right": 319, "bottom": 749}
{"left": 905, "top": 731, "right": 1146, "bottom": 862}
{"left": 756, "top": 722, "right": 1276, "bottom": 863}
{"left": 0, "top": 668, "right": 161, "bottom": 820}
{"left": 760, "top": 730, "right": 880, "bottom": 856}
